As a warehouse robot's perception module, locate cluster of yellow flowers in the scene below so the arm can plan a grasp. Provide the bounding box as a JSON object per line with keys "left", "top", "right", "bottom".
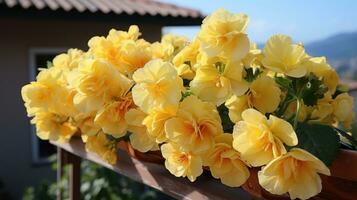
{"left": 22, "top": 9, "right": 355, "bottom": 200}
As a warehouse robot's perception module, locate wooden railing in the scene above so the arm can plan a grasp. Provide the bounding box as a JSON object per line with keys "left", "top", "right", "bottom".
{"left": 51, "top": 138, "right": 253, "bottom": 200}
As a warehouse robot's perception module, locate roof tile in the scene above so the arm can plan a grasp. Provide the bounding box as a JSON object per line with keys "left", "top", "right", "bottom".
{"left": 30, "top": 0, "right": 46, "bottom": 9}
{"left": 19, "top": 0, "right": 31, "bottom": 8}
{"left": 65, "top": 0, "right": 85, "bottom": 12}
{"left": 0, "top": 0, "right": 203, "bottom": 18}
{"left": 43, "top": 0, "right": 59, "bottom": 10}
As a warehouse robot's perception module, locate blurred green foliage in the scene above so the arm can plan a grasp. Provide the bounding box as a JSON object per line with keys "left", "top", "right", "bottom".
{"left": 23, "top": 156, "right": 171, "bottom": 200}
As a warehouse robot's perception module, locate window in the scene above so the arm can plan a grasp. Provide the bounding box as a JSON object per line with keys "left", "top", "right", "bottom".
{"left": 29, "top": 48, "right": 67, "bottom": 164}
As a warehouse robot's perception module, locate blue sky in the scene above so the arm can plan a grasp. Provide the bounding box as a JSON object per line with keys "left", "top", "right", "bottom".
{"left": 161, "top": 0, "right": 357, "bottom": 44}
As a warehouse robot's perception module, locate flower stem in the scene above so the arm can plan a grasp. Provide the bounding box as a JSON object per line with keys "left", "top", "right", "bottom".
{"left": 293, "top": 98, "right": 301, "bottom": 129}
{"left": 276, "top": 96, "right": 295, "bottom": 117}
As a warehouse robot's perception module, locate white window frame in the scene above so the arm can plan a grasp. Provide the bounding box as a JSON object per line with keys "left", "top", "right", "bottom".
{"left": 29, "top": 47, "right": 67, "bottom": 164}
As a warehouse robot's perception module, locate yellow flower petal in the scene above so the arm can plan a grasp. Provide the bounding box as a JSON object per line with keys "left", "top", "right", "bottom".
{"left": 132, "top": 59, "right": 183, "bottom": 113}
{"left": 233, "top": 109, "right": 297, "bottom": 166}
{"left": 248, "top": 75, "right": 281, "bottom": 114}
{"left": 161, "top": 143, "right": 203, "bottom": 182}
{"left": 85, "top": 132, "right": 117, "bottom": 165}
{"left": 241, "top": 108, "right": 267, "bottom": 125}
{"left": 165, "top": 96, "right": 223, "bottom": 154}
{"left": 31, "top": 112, "right": 77, "bottom": 143}
{"left": 258, "top": 148, "right": 330, "bottom": 200}
{"left": 225, "top": 95, "right": 249, "bottom": 123}
{"left": 190, "top": 60, "right": 248, "bottom": 105}
{"left": 125, "top": 109, "right": 158, "bottom": 152}
{"left": 333, "top": 93, "right": 355, "bottom": 129}
{"left": 198, "top": 9, "right": 250, "bottom": 61}
{"left": 205, "top": 134, "right": 250, "bottom": 187}
{"left": 94, "top": 95, "right": 135, "bottom": 138}
{"left": 268, "top": 115, "right": 298, "bottom": 146}
{"left": 262, "top": 35, "right": 308, "bottom": 78}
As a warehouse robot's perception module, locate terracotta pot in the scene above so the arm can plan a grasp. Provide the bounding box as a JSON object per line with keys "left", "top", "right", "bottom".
{"left": 317, "top": 149, "right": 357, "bottom": 200}
{"left": 117, "top": 141, "right": 165, "bottom": 164}
{"left": 117, "top": 142, "right": 357, "bottom": 200}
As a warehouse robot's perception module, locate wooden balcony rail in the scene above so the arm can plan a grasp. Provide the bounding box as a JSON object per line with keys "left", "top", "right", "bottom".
{"left": 50, "top": 138, "right": 253, "bottom": 200}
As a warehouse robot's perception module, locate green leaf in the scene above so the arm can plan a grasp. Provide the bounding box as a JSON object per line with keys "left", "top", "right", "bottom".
{"left": 335, "top": 127, "right": 357, "bottom": 149}
{"left": 295, "top": 122, "right": 340, "bottom": 166}
{"left": 352, "top": 122, "right": 357, "bottom": 142}
{"left": 275, "top": 76, "right": 293, "bottom": 89}
{"left": 46, "top": 61, "right": 53, "bottom": 68}
{"left": 301, "top": 74, "right": 328, "bottom": 106}
{"left": 217, "top": 104, "right": 234, "bottom": 133}
{"left": 181, "top": 89, "right": 192, "bottom": 101}
{"left": 215, "top": 62, "right": 226, "bottom": 74}
{"left": 244, "top": 67, "right": 262, "bottom": 82}
{"left": 275, "top": 76, "right": 296, "bottom": 97}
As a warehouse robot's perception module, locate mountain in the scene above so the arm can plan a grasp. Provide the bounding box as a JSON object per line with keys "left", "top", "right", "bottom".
{"left": 305, "top": 31, "right": 357, "bottom": 79}
{"left": 305, "top": 32, "right": 357, "bottom": 60}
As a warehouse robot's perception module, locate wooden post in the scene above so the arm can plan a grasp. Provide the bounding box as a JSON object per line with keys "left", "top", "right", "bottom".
{"left": 68, "top": 151, "right": 81, "bottom": 200}
{"left": 57, "top": 147, "right": 65, "bottom": 200}
{"left": 57, "top": 147, "right": 81, "bottom": 200}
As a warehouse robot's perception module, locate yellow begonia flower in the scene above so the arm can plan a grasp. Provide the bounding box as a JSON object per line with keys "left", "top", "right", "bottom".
{"left": 85, "top": 132, "right": 117, "bottom": 165}
{"left": 242, "top": 43, "right": 263, "bottom": 68}
{"left": 132, "top": 59, "right": 183, "bottom": 113}
{"left": 88, "top": 25, "right": 141, "bottom": 73}
{"left": 125, "top": 108, "right": 158, "bottom": 152}
{"left": 306, "top": 57, "right": 339, "bottom": 94}
{"left": 190, "top": 59, "right": 249, "bottom": 105}
{"left": 258, "top": 148, "right": 330, "bottom": 200}
{"left": 310, "top": 92, "right": 334, "bottom": 123}
{"left": 74, "top": 112, "right": 101, "bottom": 136}
{"left": 142, "top": 108, "right": 176, "bottom": 143}
{"left": 22, "top": 82, "right": 56, "bottom": 116}
{"left": 233, "top": 109, "right": 298, "bottom": 167}
{"left": 88, "top": 36, "right": 123, "bottom": 72}
{"left": 161, "top": 143, "right": 203, "bottom": 182}
{"left": 118, "top": 39, "right": 152, "bottom": 75}
{"left": 31, "top": 112, "right": 77, "bottom": 143}
{"left": 94, "top": 94, "right": 135, "bottom": 138}
{"left": 225, "top": 95, "right": 249, "bottom": 123}
{"left": 204, "top": 134, "right": 250, "bottom": 187}
{"left": 333, "top": 93, "right": 355, "bottom": 129}
{"left": 151, "top": 41, "right": 174, "bottom": 61}
{"left": 172, "top": 38, "right": 201, "bottom": 80}
{"left": 52, "top": 48, "right": 84, "bottom": 71}
{"left": 161, "top": 34, "right": 188, "bottom": 53}
{"left": 151, "top": 34, "right": 188, "bottom": 62}
{"left": 21, "top": 67, "right": 76, "bottom": 117}
{"left": 198, "top": 9, "right": 250, "bottom": 61}
{"left": 68, "top": 58, "right": 133, "bottom": 113}
{"left": 247, "top": 75, "right": 281, "bottom": 114}
{"left": 165, "top": 95, "right": 223, "bottom": 154}
{"left": 161, "top": 34, "right": 189, "bottom": 60}
{"left": 106, "top": 25, "right": 141, "bottom": 45}
{"left": 225, "top": 75, "right": 281, "bottom": 122}
{"left": 262, "top": 35, "right": 308, "bottom": 78}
